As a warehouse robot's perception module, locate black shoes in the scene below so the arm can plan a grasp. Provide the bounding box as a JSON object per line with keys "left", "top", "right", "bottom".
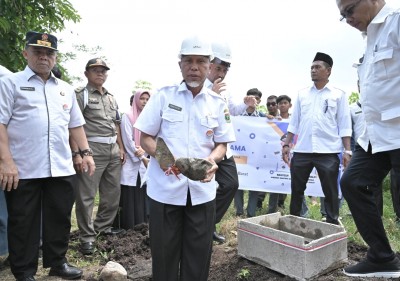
{"left": 49, "top": 263, "right": 82, "bottom": 280}
{"left": 80, "top": 241, "right": 94, "bottom": 255}
{"left": 17, "top": 277, "right": 36, "bottom": 281}
{"left": 343, "top": 256, "right": 400, "bottom": 278}
{"left": 213, "top": 232, "right": 226, "bottom": 244}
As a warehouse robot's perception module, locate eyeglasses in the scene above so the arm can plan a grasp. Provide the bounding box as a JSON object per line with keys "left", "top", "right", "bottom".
{"left": 267, "top": 102, "right": 277, "bottom": 107}
{"left": 340, "top": 0, "right": 362, "bottom": 22}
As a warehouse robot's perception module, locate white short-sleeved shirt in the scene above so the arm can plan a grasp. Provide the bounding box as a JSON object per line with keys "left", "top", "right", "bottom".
{"left": 288, "top": 83, "right": 352, "bottom": 153}
{"left": 0, "top": 65, "right": 12, "bottom": 78}
{"left": 350, "top": 102, "right": 365, "bottom": 142}
{"left": 204, "top": 78, "right": 245, "bottom": 158}
{"left": 120, "top": 113, "right": 144, "bottom": 186}
{"left": 134, "top": 82, "right": 236, "bottom": 206}
{"left": 0, "top": 66, "right": 85, "bottom": 179}
{"left": 357, "top": 5, "right": 400, "bottom": 153}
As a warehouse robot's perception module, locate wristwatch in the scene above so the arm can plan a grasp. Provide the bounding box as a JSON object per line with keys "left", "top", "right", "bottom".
{"left": 71, "top": 151, "right": 80, "bottom": 158}
{"left": 80, "top": 148, "right": 94, "bottom": 157}
{"left": 343, "top": 150, "right": 353, "bottom": 156}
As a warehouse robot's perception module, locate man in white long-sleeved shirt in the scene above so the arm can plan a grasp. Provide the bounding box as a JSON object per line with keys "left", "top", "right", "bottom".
{"left": 204, "top": 41, "right": 257, "bottom": 243}
{"left": 337, "top": 0, "right": 400, "bottom": 276}
{"left": 282, "top": 52, "right": 352, "bottom": 226}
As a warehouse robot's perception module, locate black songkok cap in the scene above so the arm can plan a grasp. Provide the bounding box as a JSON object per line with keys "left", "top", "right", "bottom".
{"left": 313, "top": 52, "right": 333, "bottom": 67}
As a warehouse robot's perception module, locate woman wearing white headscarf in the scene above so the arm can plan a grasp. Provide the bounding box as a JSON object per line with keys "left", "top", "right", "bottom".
{"left": 117, "top": 89, "right": 151, "bottom": 229}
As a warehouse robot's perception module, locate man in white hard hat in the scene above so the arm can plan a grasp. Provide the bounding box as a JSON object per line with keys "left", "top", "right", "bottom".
{"left": 134, "top": 35, "right": 236, "bottom": 281}
{"left": 205, "top": 40, "right": 257, "bottom": 243}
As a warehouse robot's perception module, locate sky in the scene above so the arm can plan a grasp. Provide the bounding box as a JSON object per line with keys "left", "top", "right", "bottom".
{"left": 57, "top": 0, "right": 400, "bottom": 113}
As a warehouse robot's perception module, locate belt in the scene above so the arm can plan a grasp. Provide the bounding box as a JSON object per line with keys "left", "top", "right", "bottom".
{"left": 87, "top": 136, "right": 117, "bottom": 144}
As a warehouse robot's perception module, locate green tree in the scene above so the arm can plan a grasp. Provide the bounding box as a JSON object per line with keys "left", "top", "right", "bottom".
{"left": 132, "top": 80, "right": 153, "bottom": 93}
{"left": 348, "top": 91, "right": 359, "bottom": 104}
{"left": 61, "top": 44, "right": 104, "bottom": 84}
{"left": 0, "top": 0, "right": 80, "bottom": 72}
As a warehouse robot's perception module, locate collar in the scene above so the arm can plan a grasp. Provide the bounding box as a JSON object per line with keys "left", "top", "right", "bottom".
{"left": 312, "top": 81, "right": 332, "bottom": 92}
{"left": 369, "top": 4, "right": 396, "bottom": 26}
{"left": 24, "top": 66, "right": 57, "bottom": 84}
{"left": 86, "top": 84, "right": 109, "bottom": 95}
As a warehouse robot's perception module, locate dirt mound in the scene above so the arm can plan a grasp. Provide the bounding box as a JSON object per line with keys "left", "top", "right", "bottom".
{"left": 67, "top": 224, "right": 392, "bottom": 281}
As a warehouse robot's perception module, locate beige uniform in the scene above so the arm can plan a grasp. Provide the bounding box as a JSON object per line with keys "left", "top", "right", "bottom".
{"left": 74, "top": 85, "right": 122, "bottom": 242}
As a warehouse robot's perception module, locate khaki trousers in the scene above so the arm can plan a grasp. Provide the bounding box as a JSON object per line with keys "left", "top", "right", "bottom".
{"left": 75, "top": 142, "right": 121, "bottom": 242}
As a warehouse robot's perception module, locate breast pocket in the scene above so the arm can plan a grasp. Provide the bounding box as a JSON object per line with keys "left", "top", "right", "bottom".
{"left": 200, "top": 116, "right": 219, "bottom": 143}
{"left": 86, "top": 103, "right": 103, "bottom": 118}
{"left": 300, "top": 101, "right": 312, "bottom": 116}
{"left": 107, "top": 107, "right": 118, "bottom": 121}
{"left": 162, "top": 110, "right": 184, "bottom": 138}
{"left": 324, "top": 99, "right": 338, "bottom": 125}
{"left": 371, "top": 48, "right": 400, "bottom": 81}
{"left": 326, "top": 99, "right": 337, "bottom": 114}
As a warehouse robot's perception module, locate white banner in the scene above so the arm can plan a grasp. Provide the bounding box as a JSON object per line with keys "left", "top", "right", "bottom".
{"left": 230, "top": 116, "right": 343, "bottom": 197}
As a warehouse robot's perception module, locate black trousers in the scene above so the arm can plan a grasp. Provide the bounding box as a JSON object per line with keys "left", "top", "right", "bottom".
{"left": 390, "top": 169, "right": 400, "bottom": 219}
{"left": 267, "top": 193, "right": 287, "bottom": 213}
{"left": 5, "top": 176, "right": 76, "bottom": 280}
{"left": 148, "top": 194, "right": 215, "bottom": 281}
{"left": 290, "top": 153, "right": 340, "bottom": 224}
{"left": 113, "top": 174, "right": 148, "bottom": 230}
{"left": 215, "top": 156, "right": 239, "bottom": 224}
{"left": 341, "top": 144, "right": 400, "bottom": 262}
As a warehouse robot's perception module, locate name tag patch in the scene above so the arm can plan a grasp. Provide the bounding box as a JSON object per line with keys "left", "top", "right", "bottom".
{"left": 89, "top": 98, "right": 99, "bottom": 104}
{"left": 20, "top": 87, "right": 35, "bottom": 91}
{"left": 168, "top": 104, "right": 182, "bottom": 111}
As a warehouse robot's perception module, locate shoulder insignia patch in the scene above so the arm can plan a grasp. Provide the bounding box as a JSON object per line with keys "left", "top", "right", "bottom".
{"left": 224, "top": 108, "right": 231, "bottom": 123}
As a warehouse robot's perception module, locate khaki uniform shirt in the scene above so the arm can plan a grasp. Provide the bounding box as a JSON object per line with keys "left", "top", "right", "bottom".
{"left": 75, "top": 85, "right": 120, "bottom": 137}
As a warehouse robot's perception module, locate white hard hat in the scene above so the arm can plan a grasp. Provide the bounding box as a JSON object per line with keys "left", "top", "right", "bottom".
{"left": 178, "top": 35, "right": 213, "bottom": 60}
{"left": 211, "top": 41, "right": 232, "bottom": 64}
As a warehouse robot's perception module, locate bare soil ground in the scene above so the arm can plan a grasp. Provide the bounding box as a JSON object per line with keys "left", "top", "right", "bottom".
{"left": 0, "top": 223, "right": 395, "bottom": 280}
